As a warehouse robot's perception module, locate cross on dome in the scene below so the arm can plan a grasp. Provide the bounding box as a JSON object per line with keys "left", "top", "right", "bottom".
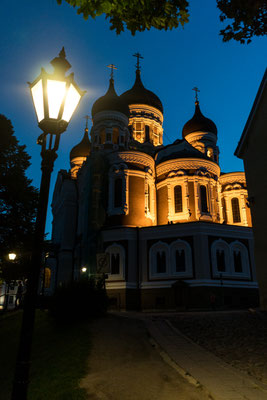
{"left": 133, "top": 52, "right": 144, "bottom": 71}
{"left": 107, "top": 64, "right": 118, "bottom": 79}
{"left": 84, "top": 115, "right": 91, "bottom": 131}
{"left": 192, "top": 87, "right": 200, "bottom": 102}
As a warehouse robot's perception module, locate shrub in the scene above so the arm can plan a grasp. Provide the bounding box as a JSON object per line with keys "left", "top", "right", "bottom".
{"left": 49, "top": 276, "right": 108, "bottom": 321}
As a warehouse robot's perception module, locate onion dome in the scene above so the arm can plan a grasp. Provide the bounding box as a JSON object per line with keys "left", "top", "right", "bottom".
{"left": 70, "top": 127, "right": 91, "bottom": 160}
{"left": 182, "top": 101, "right": 217, "bottom": 138}
{"left": 91, "top": 78, "right": 129, "bottom": 118}
{"left": 120, "top": 69, "right": 163, "bottom": 113}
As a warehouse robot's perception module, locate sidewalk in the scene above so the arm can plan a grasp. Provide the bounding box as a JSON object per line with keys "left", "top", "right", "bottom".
{"left": 113, "top": 312, "right": 267, "bottom": 400}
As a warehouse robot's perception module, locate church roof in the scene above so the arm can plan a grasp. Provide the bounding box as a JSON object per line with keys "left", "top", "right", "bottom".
{"left": 120, "top": 69, "right": 163, "bottom": 113}
{"left": 155, "top": 139, "right": 210, "bottom": 165}
{"left": 70, "top": 128, "right": 91, "bottom": 160}
{"left": 91, "top": 78, "right": 130, "bottom": 118}
{"left": 182, "top": 101, "right": 217, "bottom": 138}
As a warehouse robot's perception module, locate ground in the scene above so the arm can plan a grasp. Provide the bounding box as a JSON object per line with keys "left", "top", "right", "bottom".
{"left": 168, "top": 309, "right": 267, "bottom": 384}
{"left": 80, "top": 314, "right": 210, "bottom": 400}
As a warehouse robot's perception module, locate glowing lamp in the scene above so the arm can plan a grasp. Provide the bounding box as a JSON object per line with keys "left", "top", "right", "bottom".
{"left": 81, "top": 267, "right": 87, "bottom": 273}
{"left": 8, "top": 253, "right": 17, "bottom": 261}
{"left": 29, "top": 47, "right": 85, "bottom": 135}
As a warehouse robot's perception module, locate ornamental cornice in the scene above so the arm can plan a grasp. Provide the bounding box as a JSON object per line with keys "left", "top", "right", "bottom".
{"left": 219, "top": 172, "right": 246, "bottom": 185}
{"left": 156, "top": 158, "right": 220, "bottom": 177}
{"left": 108, "top": 151, "right": 155, "bottom": 171}
{"left": 93, "top": 110, "right": 129, "bottom": 125}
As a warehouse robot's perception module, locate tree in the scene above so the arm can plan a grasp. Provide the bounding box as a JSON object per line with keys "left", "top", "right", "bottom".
{"left": 0, "top": 115, "right": 39, "bottom": 281}
{"left": 57, "top": 0, "right": 190, "bottom": 34}
{"left": 218, "top": 0, "right": 267, "bottom": 44}
{"left": 57, "top": 0, "right": 267, "bottom": 43}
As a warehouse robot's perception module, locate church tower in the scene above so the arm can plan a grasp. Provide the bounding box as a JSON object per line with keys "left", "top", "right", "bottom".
{"left": 182, "top": 90, "right": 219, "bottom": 164}
{"left": 120, "top": 54, "right": 163, "bottom": 147}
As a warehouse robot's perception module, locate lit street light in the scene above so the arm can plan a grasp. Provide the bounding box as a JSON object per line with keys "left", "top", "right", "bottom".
{"left": 8, "top": 253, "right": 17, "bottom": 261}
{"left": 11, "top": 48, "right": 85, "bottom": 400}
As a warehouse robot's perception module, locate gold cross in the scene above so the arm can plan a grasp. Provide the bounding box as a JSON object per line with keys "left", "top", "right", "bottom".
{"left": 192, "top": 87, "right": 200, "bottom": 101}
{"left": 84, "top": 115, "right": 91, "bottom": 130}
{"left": 133, "top": 52, "right": 144, "bottom": 70}
{"left": 107, "top": 64, "right": 118, "bottom": 79}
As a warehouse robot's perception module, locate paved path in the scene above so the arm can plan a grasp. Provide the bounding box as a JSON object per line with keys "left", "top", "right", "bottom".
{"left": 145, "top": 317, "right": 267, "bottom": 400}
{"left": 113, "top": 312, "right": 267, "bottom": 400}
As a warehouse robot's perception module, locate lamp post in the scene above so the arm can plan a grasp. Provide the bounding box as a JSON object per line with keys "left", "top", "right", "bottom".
{"left": 11, "top": 48, "right": 85, "bottom": 400}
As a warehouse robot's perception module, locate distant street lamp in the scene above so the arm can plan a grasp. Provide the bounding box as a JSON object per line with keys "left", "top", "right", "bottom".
{"left": 81, "top": 267, "right": 87, "bottom": 273}
{"left": 8, "top": 253, "right": 17, "bottom": 261}
{"left": 12, "top": 48, "right": 85, "bottom": 400}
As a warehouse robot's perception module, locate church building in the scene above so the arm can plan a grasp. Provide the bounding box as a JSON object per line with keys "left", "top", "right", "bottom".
{"left": 47, "top": 59, "right": 258, "bottom": 310}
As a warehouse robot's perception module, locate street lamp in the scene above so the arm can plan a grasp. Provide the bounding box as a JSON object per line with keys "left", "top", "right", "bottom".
{"left": 8, "top": 253, "right": 17, "bottom": 261}
{"left": 12, "top": 48, "right": 85, "bottom": 400}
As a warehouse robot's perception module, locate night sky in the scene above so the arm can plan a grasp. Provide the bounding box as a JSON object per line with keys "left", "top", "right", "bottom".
{"left": 1, "top": 0, "right": 266, "bottom": 237}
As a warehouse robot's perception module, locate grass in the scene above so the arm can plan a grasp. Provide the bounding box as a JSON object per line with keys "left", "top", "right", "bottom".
{"left": 0, "top": 310, "right": 92, "bottom": 400}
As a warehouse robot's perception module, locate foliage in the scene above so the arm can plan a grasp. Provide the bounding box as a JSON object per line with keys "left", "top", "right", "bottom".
{"left": 57, "top": 0, "right": 267, "bottom": 42}
{"left": 49, "top": 276, "right": 108, "bottom": 321}
{"left": 57, "top": 0, "right": 189, "bottom": 34}
{"left": 0, "top": 115, "right": 39, "bottom": 281}
{"left": 217, "top": 0, "right": 267, "bottom": 43}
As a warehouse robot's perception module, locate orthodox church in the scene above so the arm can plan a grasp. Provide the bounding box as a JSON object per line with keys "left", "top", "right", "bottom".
{"left": 47, "top": 59, "right": 258, "bottom": 310}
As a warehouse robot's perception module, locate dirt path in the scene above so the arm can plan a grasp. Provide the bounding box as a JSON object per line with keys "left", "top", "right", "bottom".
{"left": 80, "top": 315, "right": 210, "bottom": 400}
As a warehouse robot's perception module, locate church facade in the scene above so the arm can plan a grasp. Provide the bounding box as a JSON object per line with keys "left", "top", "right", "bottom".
{"left": 47, "top": 64, "right": 258, "bottom": 310}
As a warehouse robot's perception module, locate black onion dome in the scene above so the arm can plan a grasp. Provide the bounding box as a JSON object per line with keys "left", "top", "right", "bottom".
{"left": 120, "top": 70, "right": 163, "bottom": 113}
{"left": 91, "top": 78, "right": 129, "bottom": 118}
{"left": 182, "top": 101, "right": 217, "bottom": 138}
{"left": 70, "top": 129, "right": 91, "bottom": 160}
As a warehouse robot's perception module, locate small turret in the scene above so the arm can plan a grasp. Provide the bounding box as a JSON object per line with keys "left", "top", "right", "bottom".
{"left": 70, "top": 118, "right": 91, "bottom": 178}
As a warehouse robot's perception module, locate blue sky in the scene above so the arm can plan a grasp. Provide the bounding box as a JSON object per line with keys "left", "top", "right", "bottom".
{"left": 1, "top": 0, "right": 266, "bottom": 237}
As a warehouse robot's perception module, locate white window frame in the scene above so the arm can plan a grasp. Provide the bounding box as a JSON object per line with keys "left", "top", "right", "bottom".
{"left": 170, "top": 239, "right": 193, "bottom": 278}
{"left": 149, "top": 241, "right": 169, "bottom": 278}
{"left": 105, "top": 243, "right": 125, "bottom": 281}
{"left": 230, "top": 241, "right": 250, "bottom": 279}
{"left": 211, "top": 239, "right": 231, "bottom": 278}
{"left": 108, "top": 163, "right": 129, "bottom": 216}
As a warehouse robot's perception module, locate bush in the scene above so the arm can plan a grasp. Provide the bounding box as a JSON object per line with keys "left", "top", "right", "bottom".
{"left": 49, "top": 276, "right": 108, "bottom": 321}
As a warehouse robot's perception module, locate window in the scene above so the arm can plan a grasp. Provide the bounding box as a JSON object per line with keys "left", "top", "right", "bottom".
{"left": 222, "top": 197, "right": 227, "bottom": 223}
{"left": 147, "top": 184, "right": 151, "bottom": 213}
{"left": 175, "top": 249, "right": 186, "bottom": 272}
{"left": 100, "top": 128, "right": 105, "bottom": 144}
{"left": 113, "top": 127, "right": 119, "bottom": 144}
{"left": 44, "top": 267, "right": 51, "bottom": 288}
{"left": 114, "top": 178, "right": 122, "bottom": 208}
{"left": 234, "top": 250, "right": 242, "bottom": 273}
{"left": 145, "top": 125, "right": 150, "bottom": 142}
{"left": 174, "top": 185, "right": 183, "bottom": 213}
{"left": 156, "top": 251, "right": 166, "bottom": 273}
{"left": 200, "top": 185, "right": 208, "bottom": 213}
{"left": 111, "top": 253, "right": 120, "bottom": 274}
{"left": 232, "top": 198, "right": 241, "bottom": 223}
{"left": 106, "top": 132, "right": 111, "bottom": 142}
{"left": 216, "top": 249, "right": 225, "bottom": 272}
{"left": 105, "top": 243, "right": 125, "bottom": 279}
{"left": 207, "top": 148, "right": 213, "bottom": 159}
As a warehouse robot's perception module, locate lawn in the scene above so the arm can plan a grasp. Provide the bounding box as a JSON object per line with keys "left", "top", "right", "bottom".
{"left": 0, "top": 310, "right": 92, "bottom": 399}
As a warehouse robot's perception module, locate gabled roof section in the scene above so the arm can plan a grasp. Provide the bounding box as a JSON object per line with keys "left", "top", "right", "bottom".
{"left": 235, "top": 68, "right": 267, "bottom": 159}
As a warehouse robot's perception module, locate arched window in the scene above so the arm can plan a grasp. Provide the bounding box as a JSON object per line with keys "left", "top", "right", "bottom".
{"left": 113, "top": 127, "right": 119, "bottom": 144}
{"left": 105, "top": 243, "right": 125, "bottom": 279}
{"left": 233, "top": 250, "right": 242, "bottom": 273}
{"left": 200, "top": 185, "right": 208, "bottom": 213}
{"left": 216, "top": 249, "right": 225, "bottom": 272}
{"left": 175, "top": 249, "right": 185, "bottom": 272}
{"left": 174, "top": 185, "right": 183, "bottom": 213}
{"left": 114, "top": 178, "right": 122, "bottom": 208}
{"left": 44, "top": 267, "right": 51, "bottom": 288}
{"left": 156, "top": 251, "right": 166, "bottom": 273}
{"left": 147, "top": 184, "right": 151, "bottom": 213}
{"left": 170, "top": 240, "right": 193, "bottom": 277}
{"left": 100, "top": 128, "right": 105, "bottom": 144}
{"left": 111, "top": 253, "right": 120, "bottom": 274}
{"left": 231, "top": 198, "right": 241, "bottom": 223}
{"left": 145, "top": 125, "right": 150, "bottom": 142}
{"left": 149, "top": 242, "right": 169, "bottom": 277}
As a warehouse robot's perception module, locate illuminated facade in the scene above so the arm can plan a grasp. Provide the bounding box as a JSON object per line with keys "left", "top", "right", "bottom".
{"left": 49, "top": 66, "right": 258, "bottom": 309}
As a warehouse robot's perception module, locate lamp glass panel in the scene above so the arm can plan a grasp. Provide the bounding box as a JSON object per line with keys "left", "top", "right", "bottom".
{"left": 47, "top": 80, "right": 66, "bottom": 119}
{"left": 8, "top": 253, "right": 16, "bottom": 260}
{"left": 62, "top": 84, "right": 81, "bottom": 122}
{"left": 31, "top": 79, "right": 44, "bottom": 122}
